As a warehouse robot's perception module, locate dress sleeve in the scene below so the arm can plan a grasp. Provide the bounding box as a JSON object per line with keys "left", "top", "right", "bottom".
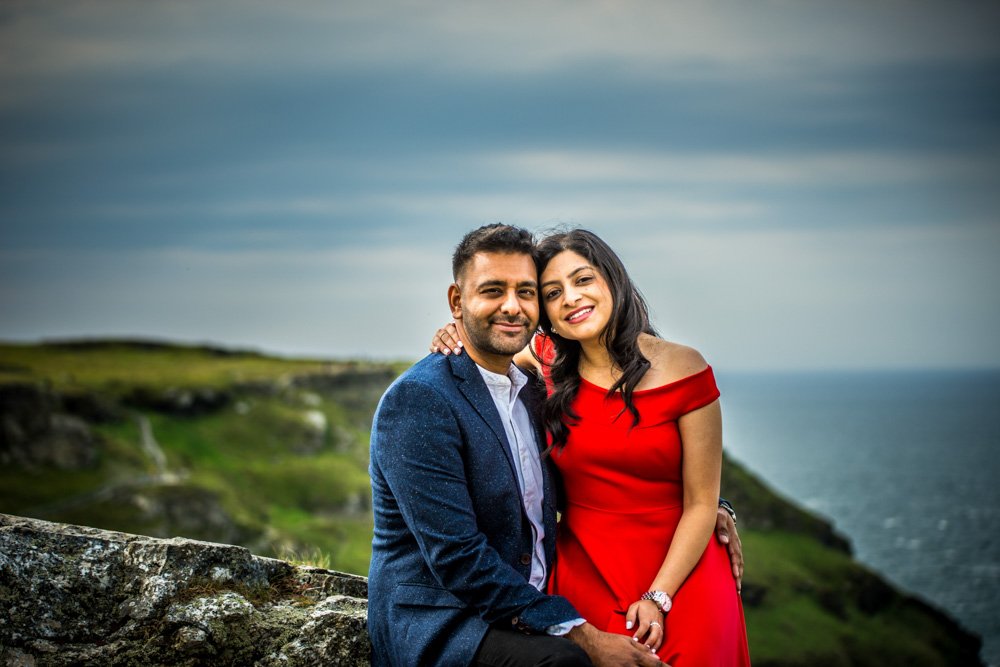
{"left": 532, "top": 332, "right": 556, "bottom": 365}
{"left": 531, "top": 333, "right": 556, "bottom": 394}
{"left": 673, "top": 365, "right": 721, "bottom": 416}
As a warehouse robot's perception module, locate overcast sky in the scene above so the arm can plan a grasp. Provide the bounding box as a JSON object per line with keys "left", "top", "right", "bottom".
{"left": 2, "top": 0, "right": 998, "bottom": 370}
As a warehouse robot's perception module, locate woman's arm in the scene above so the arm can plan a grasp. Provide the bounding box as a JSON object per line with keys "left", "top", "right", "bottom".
{"left": 657, "top": 399, "right": 724, "bottom": 595}
{"left": 626, "top": 347, "right": 724, "bottom": 651}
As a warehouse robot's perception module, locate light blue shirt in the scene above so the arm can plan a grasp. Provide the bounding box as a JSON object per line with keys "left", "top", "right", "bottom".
{"left": 477, "top": 363, "right": 547, "bottom": 589}
{"left": 477, "top": 362, "right": 586, "bottom": 636}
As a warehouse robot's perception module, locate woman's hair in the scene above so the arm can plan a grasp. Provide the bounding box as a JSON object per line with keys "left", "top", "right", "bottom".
{"left": 534, "top": 229, "right": 657, "bottom": 449}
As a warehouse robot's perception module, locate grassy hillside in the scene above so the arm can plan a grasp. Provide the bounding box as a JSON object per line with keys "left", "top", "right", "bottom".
{"left": 0, "top": 340, "right": 983, "bottom": 666}
{"left": 0, "top": 340, "right": 401, "bottom": 574}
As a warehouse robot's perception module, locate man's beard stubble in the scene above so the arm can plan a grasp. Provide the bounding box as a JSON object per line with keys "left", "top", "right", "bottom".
{"left": 461, "top": 312, "right": 534, "bottom": 358}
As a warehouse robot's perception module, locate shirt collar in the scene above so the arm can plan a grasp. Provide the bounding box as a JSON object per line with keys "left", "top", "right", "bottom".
{"left": 477, "top": 362, "right": 529, "bottom": 394}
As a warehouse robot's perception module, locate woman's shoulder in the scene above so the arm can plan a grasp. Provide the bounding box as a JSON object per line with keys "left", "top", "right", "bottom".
{"left": 638, "top": 335, "right": 709, "bottom": 387}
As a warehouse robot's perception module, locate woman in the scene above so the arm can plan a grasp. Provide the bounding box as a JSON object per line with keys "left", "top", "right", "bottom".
{"left": 435, "top": 229, "right": 750, "bottom": 665}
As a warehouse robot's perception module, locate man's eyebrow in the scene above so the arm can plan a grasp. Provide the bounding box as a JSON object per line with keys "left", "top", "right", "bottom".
{"left": 476, "top": 279, "right": 538, "bottom": 289}
{"left": 541, "top": 265, "right": 591, "bottom": 288}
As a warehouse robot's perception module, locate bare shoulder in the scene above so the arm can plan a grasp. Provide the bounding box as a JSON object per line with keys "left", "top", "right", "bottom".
{"left": 638, "top": 334, "right": 709, "bottom": 387}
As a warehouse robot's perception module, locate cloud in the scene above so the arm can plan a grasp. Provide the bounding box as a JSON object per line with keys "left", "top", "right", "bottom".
{"left": 4, "top": 0, "right": 999, "bottom": 90}
{"left": 1, "top": 0, "right": 998, "bottom": 368}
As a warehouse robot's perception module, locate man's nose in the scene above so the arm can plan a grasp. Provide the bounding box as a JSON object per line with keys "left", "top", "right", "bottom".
{"left": 500, "top": 290, "right": 521, "bottom": 314}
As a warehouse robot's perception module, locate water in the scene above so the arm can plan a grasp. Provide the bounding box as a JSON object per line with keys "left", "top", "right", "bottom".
{"left": 717, "top": 369, "right": 1000, "bottom": 666}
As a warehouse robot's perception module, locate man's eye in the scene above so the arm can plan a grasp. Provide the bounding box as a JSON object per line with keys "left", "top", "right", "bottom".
{"left": 519, "top": 289, "right": 536, "bottom": 298}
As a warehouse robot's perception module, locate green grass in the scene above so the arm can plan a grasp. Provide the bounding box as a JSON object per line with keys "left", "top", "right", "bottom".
{"left": 739, "top": 530, "right": 972, "bottom": 667}
{"left": 263, "top": 506, "right": 374, "bottom": 575}
{"left": 0, "top": 339, "right": 388, "bottom": 576}
{"left": 0, "top": 340, "right": 398, "bottom": 394}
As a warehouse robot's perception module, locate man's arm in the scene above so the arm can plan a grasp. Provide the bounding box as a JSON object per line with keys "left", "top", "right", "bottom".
{"left": 372, "top": 378, "right": 578, "bottom": 630}
{"left": 715, "top": 506, "right": 743, "bottom": 592}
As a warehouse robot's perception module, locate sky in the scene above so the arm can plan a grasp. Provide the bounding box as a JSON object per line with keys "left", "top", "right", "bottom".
{"left": 1, "top": 0, "right": 998, "bottom": 371}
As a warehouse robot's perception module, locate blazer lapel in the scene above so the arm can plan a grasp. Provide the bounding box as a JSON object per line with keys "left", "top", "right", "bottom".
{"left": 520, "top": 376, "right": 557, "bottom": 514}
{"left": 519, "top": 376, "right": 548, "bottom": 448}
{"left": 450, "top": 353, "right": 520, "bottom": 481}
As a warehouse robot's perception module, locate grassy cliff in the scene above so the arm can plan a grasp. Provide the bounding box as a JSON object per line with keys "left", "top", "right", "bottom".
{"left": 0, "top": 340, "right": 983, "bottom": 666}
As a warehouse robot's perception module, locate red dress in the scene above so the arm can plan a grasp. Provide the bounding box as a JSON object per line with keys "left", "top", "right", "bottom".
{"left": 538, "top": 339, "right": 750, "bottom": 665}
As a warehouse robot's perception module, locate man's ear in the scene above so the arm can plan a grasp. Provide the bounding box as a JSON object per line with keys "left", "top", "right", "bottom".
{"left": 447, "top": 283, "right": 463, "bottom": 319}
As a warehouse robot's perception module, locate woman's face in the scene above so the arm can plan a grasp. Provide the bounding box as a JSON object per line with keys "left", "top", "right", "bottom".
{"left": 539, "top": 249, "right": 614, "bottom": 344}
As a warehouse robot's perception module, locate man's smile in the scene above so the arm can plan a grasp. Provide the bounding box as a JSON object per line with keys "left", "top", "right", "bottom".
{"left": 491, "top": 318, "right": 529, "bottom": 333}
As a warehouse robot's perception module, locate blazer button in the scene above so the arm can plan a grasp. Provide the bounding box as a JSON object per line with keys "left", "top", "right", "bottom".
{"left": 520, "top": 553, "right": 531, "bottom": 565}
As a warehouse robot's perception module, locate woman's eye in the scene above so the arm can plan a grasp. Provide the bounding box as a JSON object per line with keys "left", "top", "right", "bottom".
{"left": 544, "top": 289, "right": 560, "bottom": 300}
{"left": 577, "top": 275, "right": 593, "bottom": 285}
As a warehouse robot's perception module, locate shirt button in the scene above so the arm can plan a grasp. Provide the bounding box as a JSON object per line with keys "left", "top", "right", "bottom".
{"left": 511, "top": 616, "right": 519, "bottom": 626}
{"left": 520, "top": 553, "right": 531, "bottom": 565}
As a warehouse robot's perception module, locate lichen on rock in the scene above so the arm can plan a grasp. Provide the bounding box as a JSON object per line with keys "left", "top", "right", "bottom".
{"left": 0, "top": 513, "right": 370, "bottom": 666}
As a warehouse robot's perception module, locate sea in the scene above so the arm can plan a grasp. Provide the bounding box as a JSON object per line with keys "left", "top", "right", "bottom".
{"left": 716, "top": 369, "right": 1000, "bottom": 667}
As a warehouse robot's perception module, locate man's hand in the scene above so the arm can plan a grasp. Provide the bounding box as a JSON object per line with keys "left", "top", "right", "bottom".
{"left": 566, "top": 623, "right": 665, "bottom": 666}
{"left": 715, "top": 507, "right": 743, "bottom": 593}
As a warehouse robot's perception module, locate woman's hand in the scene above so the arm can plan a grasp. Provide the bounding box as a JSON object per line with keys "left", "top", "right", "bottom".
{"left": 429, "top": 322, "right": 463, "bottom": 355}
{"left": 625, "top": 599, "right": 664, "bottom": 652}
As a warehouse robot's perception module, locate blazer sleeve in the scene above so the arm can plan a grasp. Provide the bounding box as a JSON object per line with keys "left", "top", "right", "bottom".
{"left": 371, "top": 376, "right": 580, "bottom": 631}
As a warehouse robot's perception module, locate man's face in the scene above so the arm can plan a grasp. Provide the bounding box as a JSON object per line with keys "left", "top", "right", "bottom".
{"left": 449, "top": 251, "right": 539, "bottom": 363}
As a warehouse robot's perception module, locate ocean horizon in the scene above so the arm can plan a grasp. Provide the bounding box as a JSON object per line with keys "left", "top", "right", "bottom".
{"left": 717, "top": 368, "right": 1000, "bottom": 666}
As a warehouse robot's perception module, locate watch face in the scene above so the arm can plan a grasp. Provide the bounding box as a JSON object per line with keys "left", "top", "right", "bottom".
{"left": 643, "top": 590, "right": 672, "bottom": 612}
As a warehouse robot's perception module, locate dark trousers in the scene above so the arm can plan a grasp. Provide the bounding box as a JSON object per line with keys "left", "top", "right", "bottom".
{"left": 472, "top": 628, "right": 595, "bottom": 667}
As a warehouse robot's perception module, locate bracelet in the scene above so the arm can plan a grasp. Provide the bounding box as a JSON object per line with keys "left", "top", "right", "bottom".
{"left": 640, "top": 590, "right": 672, "bottom": 613}
{"left": 719, "top": 498, "right": 737, "bottom": 523}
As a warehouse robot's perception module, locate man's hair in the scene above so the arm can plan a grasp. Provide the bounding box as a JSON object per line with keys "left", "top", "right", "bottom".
{"left": 451, "top": 223, "right": 534, "bottom": 281}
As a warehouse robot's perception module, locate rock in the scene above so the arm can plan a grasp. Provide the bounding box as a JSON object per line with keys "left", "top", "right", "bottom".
{"left": 0, "top": 513, "right": 370, "bottom": 666}
{"left": 60, "top": 391, "right": 125, "bottom": 423}
{"left": 124, "top": 386, "right": 232, "bottom": 417}
{"left": 123, "top": 484, "right": 256, "bottom": 546}
{"left": 0, "top": 384, "right": 99, "bottom": 470}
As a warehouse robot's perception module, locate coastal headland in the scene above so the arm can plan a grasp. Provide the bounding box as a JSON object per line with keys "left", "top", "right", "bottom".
{"left": 0, "top": 340, "right": 984, "bottom": 666}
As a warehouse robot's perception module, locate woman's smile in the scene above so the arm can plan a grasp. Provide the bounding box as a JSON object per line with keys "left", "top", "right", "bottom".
{"left": 565, "top": 306, "right": 595, "bottom": 324}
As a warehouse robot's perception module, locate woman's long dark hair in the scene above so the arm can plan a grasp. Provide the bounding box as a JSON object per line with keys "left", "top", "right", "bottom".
{"left": 534, "top": 229, "right": 657, "bottom": 450}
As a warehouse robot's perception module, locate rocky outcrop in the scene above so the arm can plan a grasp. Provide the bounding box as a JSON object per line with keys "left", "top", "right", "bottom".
{"left": 0, "top": 514, "right": 370, "bottom": 666}
{"left": 0, "top": 384, "right": 101, "bottom": 470}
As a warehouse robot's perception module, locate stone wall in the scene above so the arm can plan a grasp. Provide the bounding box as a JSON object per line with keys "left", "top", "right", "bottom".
{"left": 0, "top": 514, "right": 370, "bottom": 666}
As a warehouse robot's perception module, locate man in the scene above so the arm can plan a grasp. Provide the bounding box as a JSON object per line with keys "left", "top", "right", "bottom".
{"left": 368, "top": 224, "right": 741, "bottom": 666}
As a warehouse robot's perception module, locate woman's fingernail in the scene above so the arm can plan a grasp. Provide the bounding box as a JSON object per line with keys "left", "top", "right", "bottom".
{"left": 626, "top": 621, "right": 633, "bottom": 630}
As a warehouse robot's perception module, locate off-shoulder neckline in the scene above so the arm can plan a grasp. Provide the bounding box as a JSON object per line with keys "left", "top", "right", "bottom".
{"left": 578, "top": 365, "right": 714, "bottom": 395}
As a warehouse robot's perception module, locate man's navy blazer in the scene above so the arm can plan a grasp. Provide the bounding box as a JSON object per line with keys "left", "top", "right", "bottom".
{"left": 368, "top": 351, "right": 580, "bottom": 666}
